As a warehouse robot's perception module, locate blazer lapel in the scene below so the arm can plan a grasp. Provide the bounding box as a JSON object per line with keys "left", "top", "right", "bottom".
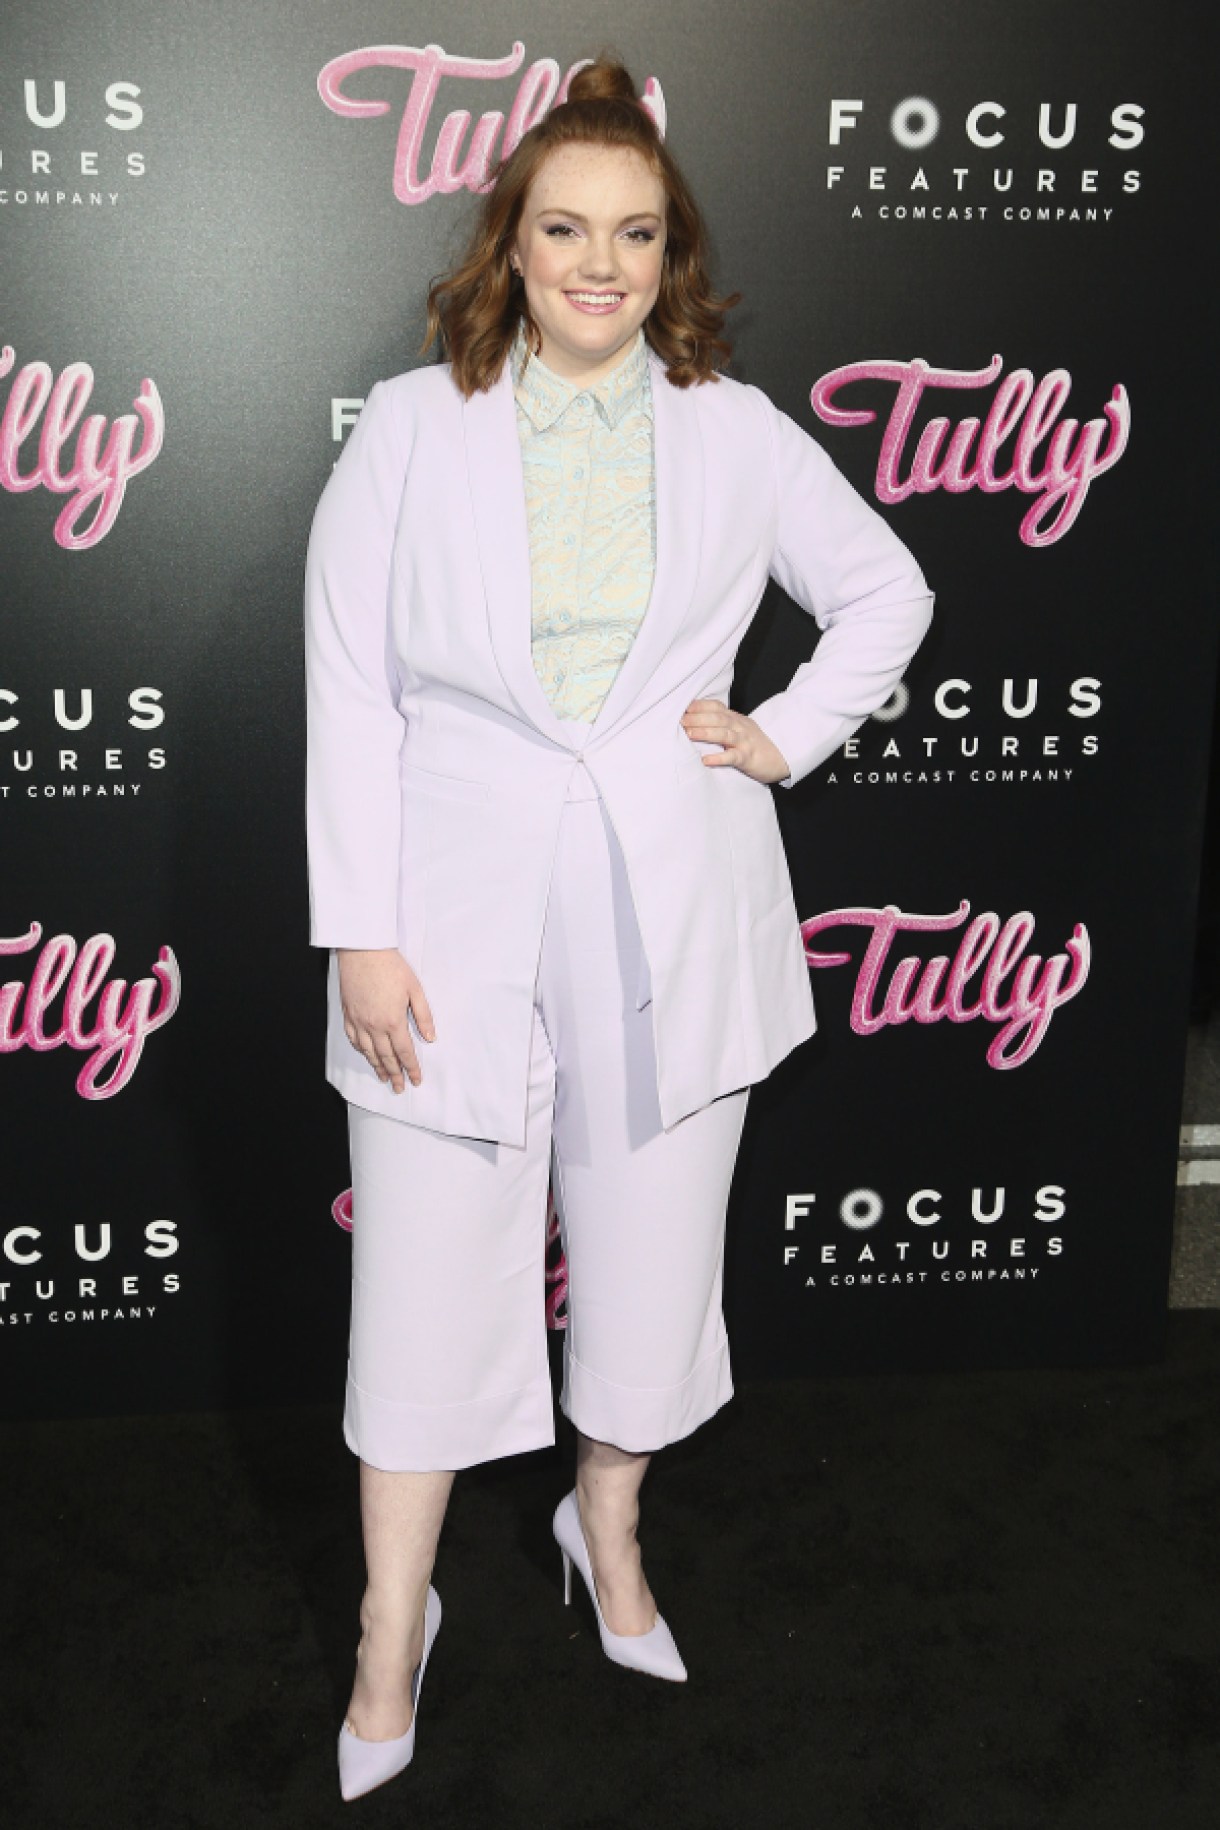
{"left": 461, "top": 343, "right": 705, "bottom": 749}
{"left": 589, "top": 346, "right": 704, "bottom": 740}
{"left": 463, "top": 362, "right": 576, "bottom": 747}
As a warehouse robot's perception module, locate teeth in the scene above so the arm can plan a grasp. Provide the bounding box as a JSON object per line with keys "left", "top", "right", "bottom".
{"left": 568, "top": 293, "right": 623, "bottom": 305}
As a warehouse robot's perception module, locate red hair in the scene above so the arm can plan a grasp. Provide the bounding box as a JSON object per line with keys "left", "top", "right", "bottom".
{"left": 420, "top": 50, "right": 741, "bottom": 396}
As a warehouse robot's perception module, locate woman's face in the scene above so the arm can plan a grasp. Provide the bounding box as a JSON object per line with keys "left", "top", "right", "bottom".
{"left": 511, "top": 143, "right": 667, "bottom": 384}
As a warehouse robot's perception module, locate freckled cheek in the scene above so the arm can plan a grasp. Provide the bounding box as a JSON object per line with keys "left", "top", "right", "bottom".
{"left": 629, "top": 251, "right": 665, "bottom": 304}
{"left": 528, "top": 245, "right": 570, "bottom": 289}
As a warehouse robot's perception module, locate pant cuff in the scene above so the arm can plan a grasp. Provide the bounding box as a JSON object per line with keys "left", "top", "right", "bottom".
{"left": 344, "top": 1373, "right": 556, "bottom": 1472}
{"left": 559, "top": 1339, "right": 734, "bottom": 1452}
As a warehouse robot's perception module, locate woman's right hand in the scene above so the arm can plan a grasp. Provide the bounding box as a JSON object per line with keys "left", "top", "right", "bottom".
{"left": 336, "top": 948, "right": 435, "bottom": 1094}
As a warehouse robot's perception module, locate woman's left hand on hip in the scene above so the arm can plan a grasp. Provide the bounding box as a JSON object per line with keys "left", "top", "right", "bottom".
{"left": 680, "top": 699, "right": 790, "bottom": 784}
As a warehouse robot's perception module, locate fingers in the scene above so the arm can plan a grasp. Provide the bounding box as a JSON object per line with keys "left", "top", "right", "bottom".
{"left": 408, "top": 983, "right": 436, "bottom": 1045}
{"left": 683, "top": 711, "right": 739, "bottom": 744}
{"left": 338, "top": 957, "right": 437, "bottom": 1094}
{"left": 684, "top": 700, "right": 735, "bottom": 721}
{"left": 343, "top": 1013, "right": 424, "bottom": 1093}
{"left": 683, "top": 700, "right": 745, "bottom": 763}
{"left": 358, "top": 1022, "right": 418, "bottom": 1094}
{"left": 385, "top": 1017, "right": 422, "bottom": 1091}
{"left": 682, "top": 703, "right": 776, "bottom": 779}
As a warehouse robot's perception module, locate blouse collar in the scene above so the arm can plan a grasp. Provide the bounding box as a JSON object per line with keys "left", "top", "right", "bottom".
{"left": 510, "top": 319, "right": 650, "bottom": 433}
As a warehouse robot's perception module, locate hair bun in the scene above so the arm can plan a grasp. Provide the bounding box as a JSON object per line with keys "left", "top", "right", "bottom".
{"left": 565, "top": 55, "right": 639, "bottom": 109}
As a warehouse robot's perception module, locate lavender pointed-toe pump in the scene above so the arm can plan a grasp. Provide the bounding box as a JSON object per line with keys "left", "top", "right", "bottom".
{"left": 337, "top": 1584, "right": 442, "bottom": 1801}
{"left": 553, "top": 1489, "right": 687, "bottom": 1682}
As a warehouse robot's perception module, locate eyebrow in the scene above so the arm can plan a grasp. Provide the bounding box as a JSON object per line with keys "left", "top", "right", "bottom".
{"left": 537, "top": 208, "right": 663, "bottom": 226}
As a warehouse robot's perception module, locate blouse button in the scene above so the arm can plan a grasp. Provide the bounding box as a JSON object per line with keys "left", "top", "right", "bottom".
{"left": 572, "top": 467, "right": 584, "bottom": 479}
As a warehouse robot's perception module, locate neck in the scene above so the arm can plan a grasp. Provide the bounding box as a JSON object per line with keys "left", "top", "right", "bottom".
{"left": 526, "top": 324, "right": 642, "bottom": 388}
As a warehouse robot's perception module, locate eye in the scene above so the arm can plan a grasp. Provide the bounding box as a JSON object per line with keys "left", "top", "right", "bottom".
{"left": 541, "top": 222, "right": 656, "bottom": 242}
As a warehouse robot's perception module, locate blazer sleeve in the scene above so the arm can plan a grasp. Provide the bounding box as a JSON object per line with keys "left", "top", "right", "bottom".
{"left": 746, "top": 393, "right": 934, "bottom": 788}
{"left": 304, "top": 378, "right": 409, "bottom": 949}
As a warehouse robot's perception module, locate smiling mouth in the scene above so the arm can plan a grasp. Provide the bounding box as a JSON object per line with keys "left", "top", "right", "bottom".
{"left": 565, "top": 291, "right": 626, "bottom": 306}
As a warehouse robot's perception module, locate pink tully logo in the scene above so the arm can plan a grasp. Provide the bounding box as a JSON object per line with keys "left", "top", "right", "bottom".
{"left": 317, "top": 41, "right": 666, "bottom": 204}
{"left": 0, "top": 923, "right": 180, "bottom": 1098}
{"left": 0, "top": 344, "right": 164, "bottom": 549}
{"left": 810, "top": 354, "right": 1129, "bottom": 546}
{"left": 801, "top": 900, "right": 1090, "bottom": 1068}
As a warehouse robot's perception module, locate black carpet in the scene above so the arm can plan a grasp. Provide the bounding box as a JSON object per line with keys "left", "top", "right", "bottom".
{"left": 4, "top": 1316, "right": 1219, "bottom": 1830}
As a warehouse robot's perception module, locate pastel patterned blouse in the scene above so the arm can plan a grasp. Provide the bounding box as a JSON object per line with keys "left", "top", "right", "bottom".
{"left": 509, "top": 319, "right": 656, "bottom": 723}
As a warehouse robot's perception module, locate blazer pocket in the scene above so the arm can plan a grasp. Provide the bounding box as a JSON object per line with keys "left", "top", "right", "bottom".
{"left": 400, "top": 759, "right": 492, "bottom": 803}
{"left": 677, "top": 753, "right": 767, "bottom": 792}
{"left": 676, "top": 742, "right": 719, "bottom": 786}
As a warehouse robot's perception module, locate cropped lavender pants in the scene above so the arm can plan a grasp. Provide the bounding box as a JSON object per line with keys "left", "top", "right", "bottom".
{"left": 343, "top": 722, "right": 750, "bottom": 1473}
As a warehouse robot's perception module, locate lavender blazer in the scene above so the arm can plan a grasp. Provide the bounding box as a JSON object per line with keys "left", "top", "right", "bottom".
{"left": 304, "top": 346, "right": 934, "bottom": 1145}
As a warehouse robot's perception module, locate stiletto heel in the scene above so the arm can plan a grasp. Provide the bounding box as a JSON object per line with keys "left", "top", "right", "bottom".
{"left": 337, "top": 1585, "right": 442, "bottom": 1802}
{"left": 552, "top": 1489, "right": 687, "bottom": 1682}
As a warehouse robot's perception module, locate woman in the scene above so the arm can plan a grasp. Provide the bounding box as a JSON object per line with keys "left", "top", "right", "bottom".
{"left": 304, "top": 53, "right": 933, "bottom": 1801}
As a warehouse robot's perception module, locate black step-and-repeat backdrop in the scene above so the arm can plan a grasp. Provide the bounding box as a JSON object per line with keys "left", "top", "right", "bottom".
{"left": 3, "top": 1, "right": 1215, "bottom": 1419}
